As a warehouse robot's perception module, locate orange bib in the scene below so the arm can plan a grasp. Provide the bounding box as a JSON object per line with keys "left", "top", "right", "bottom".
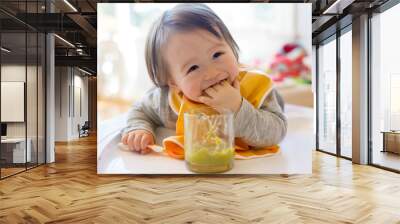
{"left": 162, "top": 70, "right": 280, "bottom": 160}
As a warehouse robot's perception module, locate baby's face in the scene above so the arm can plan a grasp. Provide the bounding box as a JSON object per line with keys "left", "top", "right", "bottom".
{"left": 164, "top": 29, "right": 239, "bottom": 102}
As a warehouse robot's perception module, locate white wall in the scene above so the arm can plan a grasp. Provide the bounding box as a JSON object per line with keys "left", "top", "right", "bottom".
{"left": 54, "top": 67, "right": 89, "bottom": 141}
{"left": 1, "top": 64, "right": 46, "bottom": 164}
{"left": 1, "top": 65, "right": 41, "bottom": 138}
{"left": 75, "top": 74, "right": 89, "bottom": 120}
{"left": 295, "top": 4, "right": 312, "bottom": 65}
{"left": 1, "top": 66, "right": 26, "bottom": 134}
{"left": 55, "top": 66, "right": 69, "bottom": 141}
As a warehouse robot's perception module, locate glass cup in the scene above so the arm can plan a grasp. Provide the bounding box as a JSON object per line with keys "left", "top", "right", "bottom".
{"left": 184, "top": 108, "right": 235, "bottom": 173}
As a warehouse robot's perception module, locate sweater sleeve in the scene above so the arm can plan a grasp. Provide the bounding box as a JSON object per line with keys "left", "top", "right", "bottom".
{"left": 121, "top": 87, "right": 163, "bottom": 139}
{"left": 233, "top": 88, "right": 287, "bottom": 147}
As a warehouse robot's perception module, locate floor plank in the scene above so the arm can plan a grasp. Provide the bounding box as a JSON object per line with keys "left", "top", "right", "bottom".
{"left": 1, "top": 134, "right": 400, "bottom": 223}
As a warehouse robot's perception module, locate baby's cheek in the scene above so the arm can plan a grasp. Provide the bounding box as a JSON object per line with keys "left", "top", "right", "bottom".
{"left": 230, "top": 68, "right": 240, "bottom": 82}
{"left": 182, "top": 85, "right": 202, "bottom": 102}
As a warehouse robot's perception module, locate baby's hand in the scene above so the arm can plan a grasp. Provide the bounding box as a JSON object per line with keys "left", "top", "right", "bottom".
{"left": 121, "top": 130, "right": 155, "bottom": 154}
{"left": 199, "top": 79, "right": 242, "bottom": 114}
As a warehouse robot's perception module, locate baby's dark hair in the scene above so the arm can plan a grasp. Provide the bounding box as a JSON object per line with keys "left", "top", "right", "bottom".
{"left": 145, "top": 3, "right": 240, "bottom": 87}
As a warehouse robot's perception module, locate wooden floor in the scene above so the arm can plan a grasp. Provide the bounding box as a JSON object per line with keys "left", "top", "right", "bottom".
{"left": 1, "top": 135, "right": 400, "bottom": 223}
{"left": 1, "top": 167, "right": 26, "bottom": 178}
{"left": 373, "top": 150, "right": 400, "bottom": 171}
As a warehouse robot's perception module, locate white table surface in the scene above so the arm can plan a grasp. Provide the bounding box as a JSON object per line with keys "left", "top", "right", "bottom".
{"left": 1, "top": 138, "right": 26, "bottom": 143}
{"left": 98, "top": 104, "right": 313, "bottom": 174}
{"left": 1, "top": 137, "right": 32, "bottom": 163}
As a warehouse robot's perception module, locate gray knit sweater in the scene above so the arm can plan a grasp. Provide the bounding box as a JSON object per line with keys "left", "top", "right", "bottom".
{"left": 122, "top": 86, "right": 287, "bottom": 147}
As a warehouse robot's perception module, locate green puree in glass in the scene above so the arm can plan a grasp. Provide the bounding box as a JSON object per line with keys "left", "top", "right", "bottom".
{"left": 187, "top": 146, "right": 234, "bottom": 166}
{"left": 186, "top": 144, "right": 234, "bottom": 173}
{"left": 185, "top": 116, "right": 234, "bottom": 173}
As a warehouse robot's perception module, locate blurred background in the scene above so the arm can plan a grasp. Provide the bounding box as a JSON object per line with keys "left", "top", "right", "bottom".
{"left": 98, "top": 3, "right": 312, "bottom": 122}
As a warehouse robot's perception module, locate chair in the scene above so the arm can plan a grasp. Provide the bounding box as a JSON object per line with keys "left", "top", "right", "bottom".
{"left": 79, "top": 121, "right": 90, "bottom": 138}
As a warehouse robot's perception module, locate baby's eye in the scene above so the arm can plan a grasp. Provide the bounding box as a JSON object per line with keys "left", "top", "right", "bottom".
{"left": 187, "top": 65, "right": 199, "bottom": 74}
{"left": 213, "top": 52, "right": 224, "bottom": 59}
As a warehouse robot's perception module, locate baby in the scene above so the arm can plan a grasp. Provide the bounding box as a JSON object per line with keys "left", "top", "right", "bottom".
{"left": 121, "top": 3, "right": 287, "bottom": 154}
